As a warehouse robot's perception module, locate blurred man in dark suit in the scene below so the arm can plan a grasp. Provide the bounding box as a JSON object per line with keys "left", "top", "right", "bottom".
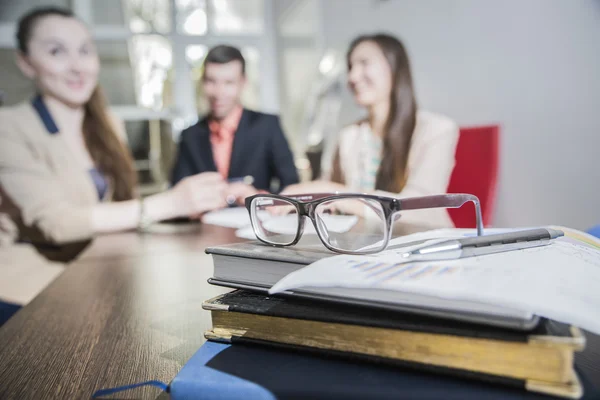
{"left": 171, "top": 45, "right": 299, "bottom": 201}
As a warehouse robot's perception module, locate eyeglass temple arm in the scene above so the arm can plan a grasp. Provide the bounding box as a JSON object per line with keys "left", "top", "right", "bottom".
{"left": 399, "top": 194, "right": 484, "bottom": 236}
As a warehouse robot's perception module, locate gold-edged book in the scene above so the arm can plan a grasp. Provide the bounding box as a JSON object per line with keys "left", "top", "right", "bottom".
{"left": 203, "top": 291, "right": 586, "bottom": 399}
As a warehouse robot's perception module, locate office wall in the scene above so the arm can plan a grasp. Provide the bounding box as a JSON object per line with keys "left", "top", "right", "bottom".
{"left": 0, "top": 0, "right": 69, "bottom": 21}
{"left": 320, "top": 0, "right": 600, "bottom": 230}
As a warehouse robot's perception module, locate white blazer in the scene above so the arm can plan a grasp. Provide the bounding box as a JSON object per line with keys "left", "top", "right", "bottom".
{"left": 323, "top": 110, "right": 460, "bottom": 234}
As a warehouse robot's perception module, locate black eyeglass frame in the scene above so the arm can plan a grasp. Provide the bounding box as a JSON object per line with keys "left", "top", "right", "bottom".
{"left": 244, "top": 193, "right": 483, "bottom": 255}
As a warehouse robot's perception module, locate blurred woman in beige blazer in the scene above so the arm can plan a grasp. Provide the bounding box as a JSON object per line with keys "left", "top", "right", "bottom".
{"left": 0, "top": 195, "right": 63, "bottom": 326}
{"left": 0, "top": 7, "right": 233, "bottom": 248}
{"left": 283, "top": 33, "right": 459, "bottom": 234}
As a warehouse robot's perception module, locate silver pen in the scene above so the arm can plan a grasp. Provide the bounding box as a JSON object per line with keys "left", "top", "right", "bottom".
{"left": 401, "top": 228, "right": 564, "bottom": 261}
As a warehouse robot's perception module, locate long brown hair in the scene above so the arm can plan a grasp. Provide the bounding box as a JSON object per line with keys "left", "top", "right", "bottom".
{"left": 83, "top": 87, "right": 137, "bottom": 200}
{"left": 17, "top": 7, "right": 137, "bottom": 201}
{"left": 331, "top": 33, "right": 417, "bottom": 193}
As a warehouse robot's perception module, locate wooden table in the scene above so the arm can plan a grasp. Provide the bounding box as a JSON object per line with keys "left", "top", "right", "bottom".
{"left": 0, "top": 223, "right": 599, "bottom": 399}
{"left": 0, "top": 224, "right": 243, "bottom": 399}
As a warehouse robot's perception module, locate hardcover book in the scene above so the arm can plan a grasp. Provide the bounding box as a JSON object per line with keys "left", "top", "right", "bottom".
{"left": 201, "top": 290, "right": 586, "bottom": 399}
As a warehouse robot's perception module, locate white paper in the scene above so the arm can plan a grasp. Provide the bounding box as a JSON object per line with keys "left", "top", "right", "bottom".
{"left": 200, "top": 207, "right": 359, "bottom": 240}
{"left": 201, "top": 207, "right": 251, "bottom": 228}
{"left": 235, "top": 214, "right": 360, "bottom": 239}
{"left": 270, "top": 227, "right": 600, "bottom": 335}
{"left": 235, "top": 226, "right": 258, "bottom": 239}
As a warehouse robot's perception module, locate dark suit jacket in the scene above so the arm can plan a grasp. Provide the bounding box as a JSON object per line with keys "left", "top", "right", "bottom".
{"left": 171, "top": 109, "right": 299, "bottom": 192}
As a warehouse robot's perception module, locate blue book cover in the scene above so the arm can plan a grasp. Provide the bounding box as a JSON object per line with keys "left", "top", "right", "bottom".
{"left": 168, "top": 340, "right": 596, "bottom": 400}
{"left": 169, "top": 341, "right": 275, "bottom": 400}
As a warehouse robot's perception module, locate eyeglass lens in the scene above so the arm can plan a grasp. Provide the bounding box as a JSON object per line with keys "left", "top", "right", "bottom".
{"left": 313, "top": 198, "right": 388, "bottom": 252}
{"left": 250, "top": 197, "right": 299, "bottom": 245}
{"left": 250, "top": 196, "right": 389, "bottom": 252}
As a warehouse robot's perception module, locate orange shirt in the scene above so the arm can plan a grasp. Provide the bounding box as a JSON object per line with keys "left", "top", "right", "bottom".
{"left": 208, "top": 105, "right": 243, "bottom": 178}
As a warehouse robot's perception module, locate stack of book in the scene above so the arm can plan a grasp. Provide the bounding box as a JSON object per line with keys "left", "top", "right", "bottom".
{"left": 200, "top": 290, "right": 584, "bottom": 399}
{"left": 194, "top": 231, "right": 593, "bottom": 399}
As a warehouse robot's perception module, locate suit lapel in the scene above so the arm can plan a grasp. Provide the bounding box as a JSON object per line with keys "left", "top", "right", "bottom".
{"left": 191, "top": 118, "right": 217, "bottom": 172}
{"left": 228, "top": 109, "right": 253, "bottom": 178}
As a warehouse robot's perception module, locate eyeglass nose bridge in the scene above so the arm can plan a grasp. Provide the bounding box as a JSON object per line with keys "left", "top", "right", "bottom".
{"left": 299, "top": 202, "right": 327, "bottom": 241}
{"left": 298, "top": 201, "right": 315, "bottom": 217}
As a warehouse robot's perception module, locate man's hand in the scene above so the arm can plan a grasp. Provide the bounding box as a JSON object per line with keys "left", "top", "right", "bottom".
{"left": 225, "top": 183, "right": 261, "bottom": 206}
{"left": 170, "top": 172, "right": 228, "bottom": 218}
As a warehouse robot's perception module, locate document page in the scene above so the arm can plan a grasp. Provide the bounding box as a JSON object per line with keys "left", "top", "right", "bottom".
{"left": 270, "top": 227, "right": 600, "bottom": 335}
{"left": 201, "top": 207, "right": 251, "bottom": 229}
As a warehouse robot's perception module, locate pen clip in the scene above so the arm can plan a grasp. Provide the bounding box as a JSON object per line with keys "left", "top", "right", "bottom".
{"left": 460, "top": 239, "right": 552, "bottom": 258}
{"left": 458, "top": 228, "right": 562, "bottom": 249}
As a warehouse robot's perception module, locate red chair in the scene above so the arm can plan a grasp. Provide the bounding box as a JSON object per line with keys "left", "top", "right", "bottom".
{"left": 447, "top": 125, "right": 499, "bottom": 228}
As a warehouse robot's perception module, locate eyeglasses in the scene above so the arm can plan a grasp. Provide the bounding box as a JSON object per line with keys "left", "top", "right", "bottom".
{"left": 244, "top": 193, "right": 483, "bottom": 254}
